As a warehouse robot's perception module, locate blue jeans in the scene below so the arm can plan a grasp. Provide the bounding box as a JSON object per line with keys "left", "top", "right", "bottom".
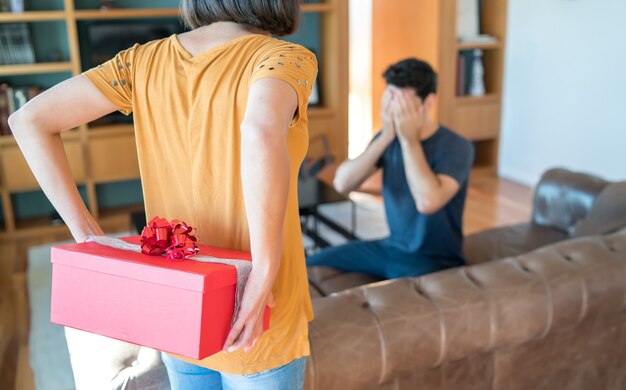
{"left": 306, "top": 239, "right": 453, "bottom": 279}
{"left": 161, "top": 353, "right": 307, "bottom": 390}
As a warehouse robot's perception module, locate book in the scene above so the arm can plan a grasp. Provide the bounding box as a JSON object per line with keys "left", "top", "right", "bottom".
{"left": 9, "top": 0, "right": 25, "bottom": 13}
{"left": 456, "top": 54, "right": 465, "bottom": 96}
{"left": 0, "top": 84, "right": 44, "bottom": 136}
{"left": 0, "top": 83, "right": 11, "bottom": 136}
{"left": 457, "top": 50, "right": 475, "bottom": 96}
{"left": 0, "top": 24, "right": 35, "bottom": 65}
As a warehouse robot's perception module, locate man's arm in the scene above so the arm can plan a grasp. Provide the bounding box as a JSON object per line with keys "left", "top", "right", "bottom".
{"left": 398, "top": 139, "right": 461, "bottom": 215}
{"left": 333, "top": 132, "right": 393, "bottom": 195}
{"left": 334, "top": 88, "right": 395, "bottom": 195}
{"left": 9, "top": 75, "right": 118, "bottom": 242}
{"left": 393, "top": 92, "right": 461, "bottom": 215}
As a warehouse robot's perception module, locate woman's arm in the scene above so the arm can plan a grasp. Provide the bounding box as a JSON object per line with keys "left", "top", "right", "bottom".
{"left": 222, "top": 77, "right": 297, "bottom": 353}
{"left": 8, "top": 75, "right": 120, "bottom": 242}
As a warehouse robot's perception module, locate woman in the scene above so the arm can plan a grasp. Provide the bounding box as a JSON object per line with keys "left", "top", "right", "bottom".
{"left": 9, "top": 1, "right": 316, "bottom": 389}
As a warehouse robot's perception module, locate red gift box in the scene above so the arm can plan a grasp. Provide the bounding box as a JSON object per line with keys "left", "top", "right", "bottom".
{"left": 50, "top": 235, "right": 270, "bottom": 359}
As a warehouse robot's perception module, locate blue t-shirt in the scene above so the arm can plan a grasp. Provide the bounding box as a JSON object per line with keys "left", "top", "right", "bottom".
{"left": 376, "top": 126, "right": 474, "bottom": 266}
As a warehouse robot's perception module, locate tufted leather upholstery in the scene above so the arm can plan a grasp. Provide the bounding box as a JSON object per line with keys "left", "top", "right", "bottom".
{"left": 305, "top": 228, "right": 626, "bottom": 389}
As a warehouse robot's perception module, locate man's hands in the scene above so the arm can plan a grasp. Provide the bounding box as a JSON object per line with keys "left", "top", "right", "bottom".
{"left": 381, "top": 88, "right": 397, "bottom": 142}
{"left": 222, "top": 270, "right": 276, "bottom": 354}
{"left": 390, "top": 88, "right": 426, "bottom": 144}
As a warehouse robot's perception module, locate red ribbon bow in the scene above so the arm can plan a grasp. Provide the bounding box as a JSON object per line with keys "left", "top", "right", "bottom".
{"left": 140, "top": 216, "right": 199, "bottom": 261}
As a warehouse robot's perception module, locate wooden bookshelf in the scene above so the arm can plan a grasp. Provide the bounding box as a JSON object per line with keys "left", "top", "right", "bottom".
{"left": 74, "top": 8, "right": 179, "bottom": 20}
{"left": 0, "top": 62, "right": 73, "bottom": 76}
{"left": 0, "top": 11, "right": 67, "bottom": 22}
{"left": 0, "top": 0, "right": 348, "bottom": 238}
{"left": 372, "top": 0, "right": 507, "bottom": 172}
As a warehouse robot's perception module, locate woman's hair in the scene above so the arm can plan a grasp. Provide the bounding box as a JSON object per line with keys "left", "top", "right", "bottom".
{"left": 181, "top": 0, "right": 300, "bottom": 36}
{"left": 383, "top": 58, "right": 437, "bottom": 101}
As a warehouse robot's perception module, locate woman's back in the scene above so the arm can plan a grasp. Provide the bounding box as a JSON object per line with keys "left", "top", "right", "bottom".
{"left": 83, "top": 29, "right": 318, "bottom": 374}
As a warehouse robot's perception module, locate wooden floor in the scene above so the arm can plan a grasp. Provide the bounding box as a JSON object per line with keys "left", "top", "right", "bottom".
{"left": 0, "top": 169, "right": 532, "bottom": 389}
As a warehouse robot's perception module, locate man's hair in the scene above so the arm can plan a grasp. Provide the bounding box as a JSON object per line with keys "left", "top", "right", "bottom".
{"left": 383, "top": 58, "right": 437, "bottom": 101}
{"left": 181, "top": 0, "right": 300, "bottom": 36}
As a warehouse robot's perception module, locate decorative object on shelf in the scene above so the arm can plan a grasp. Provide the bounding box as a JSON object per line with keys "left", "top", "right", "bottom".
{"left": 99, "top": 0, "right": 118, "bottom": 10}
{"left": 0, "top": 23, "right": 36, "bottom": 65}
{"left": 456, "top": 0, "right": 497, "bottom": 46}
{"left": 469, "top": 49, "right": 486, "bottom": 97}
{"left": 8, "top": 0, "right": 24, "bottom": 13}
{"left": 457, "top": 0, "right": 479, "bottom": 40}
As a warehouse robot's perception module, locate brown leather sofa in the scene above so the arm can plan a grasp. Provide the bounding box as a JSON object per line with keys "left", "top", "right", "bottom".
{"left": 306, "top": 168, "right": 626, "bottom": 389}
{"left": 68, "top": 168, "right": 626, "bottom": 389}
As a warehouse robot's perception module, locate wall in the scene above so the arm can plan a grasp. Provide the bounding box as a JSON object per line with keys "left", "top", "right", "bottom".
{"left": 348, "top": 0, "right": 372, "bottom": 158}
{"left": 499, "top": 0, "right": 626, "bottom": 186}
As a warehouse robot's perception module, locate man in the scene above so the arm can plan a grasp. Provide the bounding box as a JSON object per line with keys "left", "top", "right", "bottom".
{"left": 306, "top": 58, "right": 474, "bottom": 279}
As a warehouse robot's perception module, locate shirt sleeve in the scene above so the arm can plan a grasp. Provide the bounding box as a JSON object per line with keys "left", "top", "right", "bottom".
{"left": 82, "top": 43, "right": 139, "bottom": 116}
{"left": 250, "top": 43, "right": 318, "bottom": 126}
{"left": 432, "top": 137, "right": 475, "bottom": 186}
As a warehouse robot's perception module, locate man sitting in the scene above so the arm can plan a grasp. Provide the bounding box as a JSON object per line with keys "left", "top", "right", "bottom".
{"left": 306, "top": 58, "right": 474, "bottom": 279}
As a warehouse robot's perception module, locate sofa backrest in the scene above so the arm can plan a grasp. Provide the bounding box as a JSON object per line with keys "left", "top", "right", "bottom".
{"left": 532, "top": 168, "right": 609, "bottom": 234}
{"left": 573, "top": 181, "right": 626, "bottom": 237}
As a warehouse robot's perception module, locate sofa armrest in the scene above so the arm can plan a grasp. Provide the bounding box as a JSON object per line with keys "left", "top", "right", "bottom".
{"left": 532, "top": 168, "right": 608, "bottom": 234}
{"left": 306, "top": 230, "right": 626, "bottom": 389}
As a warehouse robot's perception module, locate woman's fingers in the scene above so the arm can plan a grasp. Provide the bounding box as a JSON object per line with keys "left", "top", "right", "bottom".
{"left": 229, "top": 317, "right": 261, "bottom": 353}
{"left": 223, "top": 316, "right": 245, "bottom": 351}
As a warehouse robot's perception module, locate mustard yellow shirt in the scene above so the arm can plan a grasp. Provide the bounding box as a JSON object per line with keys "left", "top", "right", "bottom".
{"left": 83, "top": 34, "right": 317, "bottom": 374}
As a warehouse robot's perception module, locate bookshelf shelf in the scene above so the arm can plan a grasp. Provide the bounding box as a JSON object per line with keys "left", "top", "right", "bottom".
{"left": 87, "top": 123, "right": 134, "bottom": 136}
{"left": 456, "top": 94, "right": 501, "bottom": 105}
{"left": 457, "top": 41, "right": 502, "bottom": 51}
{"left": 74, "top": 3, "right": 332, "bottom": 20}
{"left": 0, "top": 62, "right": 73, "bottom": 76}
{"left": 0, "top": 11, "right": 67, "bottom": 22}
{"left": 308, "top": 106, "right": 336, "bottom": 118}
{"left": 301, "top": 3, "right": 334, "bottom": 13}
{"left": 74, "top": 8, "right": 179, "bottom": 20}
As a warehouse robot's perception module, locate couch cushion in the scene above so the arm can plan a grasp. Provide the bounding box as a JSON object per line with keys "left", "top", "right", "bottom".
{"left": 308, "top": 266, "right": 382, "bottom": 296}
{"left": 463, "top": 223, "right": 567, "bottom": 265}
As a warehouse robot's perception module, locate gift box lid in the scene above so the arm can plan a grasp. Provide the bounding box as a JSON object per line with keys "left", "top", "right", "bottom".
{"left": 51, "top": 236, "right": 250, "bottom": 294}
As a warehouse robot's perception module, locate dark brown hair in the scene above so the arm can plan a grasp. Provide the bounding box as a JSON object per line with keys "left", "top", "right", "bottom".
{"left": 383, "top": 58, "right": 437, "bottom": 101}
{"left": 181, "top": 0, "right": 300, "bottom": 36}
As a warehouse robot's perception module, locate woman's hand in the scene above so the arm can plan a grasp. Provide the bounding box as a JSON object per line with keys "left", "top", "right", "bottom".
{"left": 222, "top": 270, "right": 276, "bottom": 353}
{"left": 72, "top": 220, "right": 106, "bottom": 243}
